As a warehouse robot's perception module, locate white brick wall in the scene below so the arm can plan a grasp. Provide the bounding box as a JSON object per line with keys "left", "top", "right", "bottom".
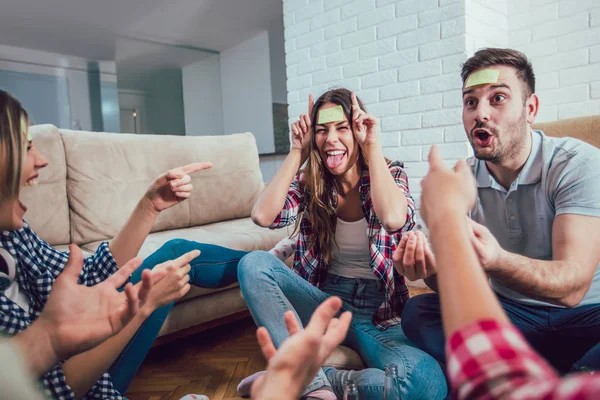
{"left": 466, "top": 0, "right": 508, "bottom": 53}
{"left": 283, "top": 0, "right": 600, "bottom": 209}
{"left": 508, "top": 0, "right": 600, "bottom": 121}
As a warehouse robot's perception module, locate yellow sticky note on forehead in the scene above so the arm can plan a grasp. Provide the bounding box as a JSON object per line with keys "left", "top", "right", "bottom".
{"left": 465, "top": 69, "right": 500, "bottom": 88}
{"left": 318, "top": 105, "right": 344, "bottom": 124}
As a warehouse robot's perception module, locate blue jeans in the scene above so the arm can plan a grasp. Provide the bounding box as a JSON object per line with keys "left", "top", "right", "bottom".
{"left": 401, "top": 292, "right": 600, "bottom": 374}
{"left": 107, "top": 239, "right": 248, "bottom": 394}
{"left": 238, "top": 251, "right": 447, "bottom": 400}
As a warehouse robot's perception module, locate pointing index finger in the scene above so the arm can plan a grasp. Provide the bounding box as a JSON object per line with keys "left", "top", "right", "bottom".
{"left": 351, "top": 92, "right": 360, "bottom": 111}
{"left": 181, "top": 162, "right": 213, "bottom": 175}
{"left": 171, "top": 250, "right": 201, "bottom": 268}
{"left": 427, "top": 145, "right": 444, "bottom": 171}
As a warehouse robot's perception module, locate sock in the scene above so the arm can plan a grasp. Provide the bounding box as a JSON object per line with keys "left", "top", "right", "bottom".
{"left": 237, "top": 370, "right": 267, "bottom": 397}
{"left": 302, "top": 387, "right": 337, "bottom": 400}
{"left": 268, "top": 236, "right": 297, "bottom": 261}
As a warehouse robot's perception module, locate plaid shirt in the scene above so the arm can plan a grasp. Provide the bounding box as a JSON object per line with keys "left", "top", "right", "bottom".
{"left": 270, "top": 160, "right": 416, "bottom": 330}
{"left": 0, "top": 222, "right": 122, "bottom": 399}
{"left": 447, "top": 319, "right": 600, "bottom": 399}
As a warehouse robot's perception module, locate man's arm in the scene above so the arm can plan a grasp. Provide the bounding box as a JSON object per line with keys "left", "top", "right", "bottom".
{"left": 475, "top": 214, "right": 600, "bottom": 307}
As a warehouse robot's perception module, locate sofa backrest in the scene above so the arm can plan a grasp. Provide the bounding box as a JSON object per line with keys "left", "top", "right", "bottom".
{"left": 24, "top": 126, "right": 264, "bottom": 245}
{"left": 61, "top": 129, "right": 265, "bottom": 245}
{"left": 533, "top": 115, "right": 599, "bottom": 149}
{"left": 20, "top": 125, "right": 71, "bottom": 245}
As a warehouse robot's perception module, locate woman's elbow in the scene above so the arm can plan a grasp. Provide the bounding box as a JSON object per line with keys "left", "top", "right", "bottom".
{"left": 381, "top": 213, "right": 407, "bottom": 233}
{"left": 251, "top": 208, "right": 272, "bottom": 227}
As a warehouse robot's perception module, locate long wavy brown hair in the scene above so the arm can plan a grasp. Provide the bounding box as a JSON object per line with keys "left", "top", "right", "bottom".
{"left": 0, "top": 90, "right": 29, "bottom": 203}
{"left": 294, "top": 88, "right": 367, "bottom": 265}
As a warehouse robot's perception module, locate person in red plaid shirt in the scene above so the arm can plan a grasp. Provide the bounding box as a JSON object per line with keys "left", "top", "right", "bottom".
{"left": 236, "top": 88, "right": 447, "bottom": 400}
{"left": 420, "top": 144, "right": 600, "bottom": 399}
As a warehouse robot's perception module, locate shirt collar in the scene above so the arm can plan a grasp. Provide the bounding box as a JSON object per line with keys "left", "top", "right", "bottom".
{"left": 475, "top": 130, "right": 543, "bottom": 189}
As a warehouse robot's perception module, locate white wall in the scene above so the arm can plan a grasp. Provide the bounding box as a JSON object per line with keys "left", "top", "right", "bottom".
{"left": 270, "top": 17, "right": 289, "bottom": 104}
{"left": 220, "top": 31, "right": 275, "bottom": 154}
{"left": 182, "top": 55, "right": 224, "bottom": 136}
{"left": 466, "top": 0, "right": 508, "bottom": 52}
{"left": 508, "top": 0, "right": 600, "bottom": 122}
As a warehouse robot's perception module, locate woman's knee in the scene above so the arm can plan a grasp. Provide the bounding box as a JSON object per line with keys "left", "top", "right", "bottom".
{"left": 158, "top": 238, "right": 194, "bottom": 255}
{"left": 238, "top": 250, "right": 276, "bottom": 284}
{"left": 404, "top": 349, "right": 447, "bottom": 399}
{"left": 133, "top": 239, "right": 193, "bottom": 281}
{"left": 149, "top": 239, "right": 193, "bottom": 262}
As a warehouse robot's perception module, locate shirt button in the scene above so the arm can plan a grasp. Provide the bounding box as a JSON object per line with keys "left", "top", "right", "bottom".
{"left": 510, "top": 215, "right": 516, "bottom": 221}
{"left": 507, "top": 198, "right": 513, "bottom": 203}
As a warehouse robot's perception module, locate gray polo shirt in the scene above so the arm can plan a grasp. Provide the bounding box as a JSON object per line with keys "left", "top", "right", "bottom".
{"left": 469, "top": 130, "right": 600, "bottom": 308}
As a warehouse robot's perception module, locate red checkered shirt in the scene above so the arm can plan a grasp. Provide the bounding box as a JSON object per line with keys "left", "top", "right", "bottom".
{"left": 269, "top": 161, "right": 416, "bottom": 330}
{"left": 447, "top": 319, "right": 600, "bottom": 399}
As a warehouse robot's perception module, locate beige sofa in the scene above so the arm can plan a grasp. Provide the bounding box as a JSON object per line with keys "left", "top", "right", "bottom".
{"left": 21, "top": 124, "right": 290, "bottom": 341}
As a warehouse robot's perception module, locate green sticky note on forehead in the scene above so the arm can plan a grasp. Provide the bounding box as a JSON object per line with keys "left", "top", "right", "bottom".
{"left": 465, "top": 69, "right": 500, "bottom": 88}
{"left": 318, "top": 105, "right": 344, "bottom": 125}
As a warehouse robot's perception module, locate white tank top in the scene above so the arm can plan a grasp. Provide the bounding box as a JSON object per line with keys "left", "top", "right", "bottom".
{"left": 328, "top": 217, "right": 377, "bottom": 280}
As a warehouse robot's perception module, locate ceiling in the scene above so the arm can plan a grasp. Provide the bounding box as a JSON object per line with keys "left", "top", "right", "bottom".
{"left": 0, "top": 0, "right": 284, "bottom": 60}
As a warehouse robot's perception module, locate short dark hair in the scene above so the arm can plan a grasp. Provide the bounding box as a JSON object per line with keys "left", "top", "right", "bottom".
{"left": 461, "top": 48, "right": 536, "bottom": 98}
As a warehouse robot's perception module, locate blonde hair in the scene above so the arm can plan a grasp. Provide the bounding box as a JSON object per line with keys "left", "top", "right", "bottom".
{"left": 0, "top": 90, "right": 29, "bottom": 202}
{"left": 294, "top": 88, "right": 367, "bottom": 265}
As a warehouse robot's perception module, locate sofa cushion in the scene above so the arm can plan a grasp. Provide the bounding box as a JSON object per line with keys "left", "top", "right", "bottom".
{"left": 20, "top": 125, "right": 70, "bottom": 246}
{"left": 158, "top": 287, "right": 249, "bottom": 336}
{"left": 59, "top": 129, "right": 265, "bottom": 244}
{"left": 81, "top": 217, "right": 291, "bottom": 302}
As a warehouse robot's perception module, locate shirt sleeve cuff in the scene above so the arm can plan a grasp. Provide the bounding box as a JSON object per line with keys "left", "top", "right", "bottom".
{"left": 556, "top": 206, "right": 600, "bottom": 218}
{"left": 94, "top": 241, "right": 120, "bottom": 278}
{"left": 42, "top": 363, "right": 77, "bottom": 400}
{"left": 445, "top": 319, "right": 557, "bottom": 398}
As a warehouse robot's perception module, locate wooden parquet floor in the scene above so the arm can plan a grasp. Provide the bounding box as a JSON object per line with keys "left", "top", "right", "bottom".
{"left": 126, "top": 317, "right": 264, "bottom": 400}
{"left": 126, "top": 287, "right": 432, "bottom": 400}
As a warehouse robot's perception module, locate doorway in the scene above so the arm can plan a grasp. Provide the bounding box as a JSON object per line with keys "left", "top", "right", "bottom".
{"left": 120, "top": 108, "right": 138, "bottom": 133}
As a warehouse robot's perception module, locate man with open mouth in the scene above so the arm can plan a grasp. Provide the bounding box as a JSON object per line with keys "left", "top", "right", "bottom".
{"left": 396, "top": 48, "right": 600, "bottom": 377}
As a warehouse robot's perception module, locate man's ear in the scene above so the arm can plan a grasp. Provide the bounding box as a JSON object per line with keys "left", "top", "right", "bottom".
{"left": 526, "top": 93, "right": 540, "bottom": 126}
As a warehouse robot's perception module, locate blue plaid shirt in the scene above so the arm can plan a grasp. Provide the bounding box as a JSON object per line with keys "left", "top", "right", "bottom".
{"left": 0, "top": 222, "right": 122, "bottom": 399}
